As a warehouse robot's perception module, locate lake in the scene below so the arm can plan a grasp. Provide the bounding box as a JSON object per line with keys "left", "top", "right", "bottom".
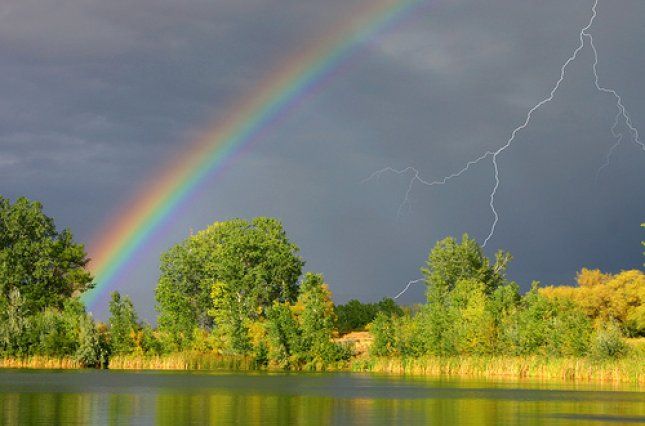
{"left": 0, "top": 370, "right": 643, "bottom": 424}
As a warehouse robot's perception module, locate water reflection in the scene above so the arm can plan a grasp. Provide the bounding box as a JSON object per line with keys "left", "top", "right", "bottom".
{"left": 0, "top": 371, "right": 643, "bottom": 425}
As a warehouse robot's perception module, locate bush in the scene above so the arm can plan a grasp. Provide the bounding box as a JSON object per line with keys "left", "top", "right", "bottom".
{"left": 506, "top": 286, "right": 593, "bottom": 357}
{"left": 369, "top": 312, "right": 396, "bottom": 357}
{"left": 335, "top": 298, "right": 403, "bottom": 334}
{"left": 393, "top": 314, "right": 426, "bottom": 357}
{"left": 590, "top": 322, "right": 629, "bottom": 360}
{"left": 75, "top": 315, "right": 101, "bottom": 367}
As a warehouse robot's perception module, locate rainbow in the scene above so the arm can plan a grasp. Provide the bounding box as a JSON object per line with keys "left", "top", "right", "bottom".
{"left": 82, "top": 0, "right": 426, "bottom": 308}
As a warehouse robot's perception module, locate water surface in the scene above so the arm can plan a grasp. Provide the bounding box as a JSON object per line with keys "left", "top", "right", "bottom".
{"left": 0, "top": 370, "right": 643, "bottom": 424}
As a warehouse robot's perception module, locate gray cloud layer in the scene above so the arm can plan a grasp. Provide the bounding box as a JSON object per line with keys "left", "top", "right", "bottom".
{"left": 1, "top": 0, "right": 643, "bottom": 319}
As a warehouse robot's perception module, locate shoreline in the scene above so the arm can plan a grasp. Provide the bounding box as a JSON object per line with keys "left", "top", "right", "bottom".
{"left": 3, "top": 354, "right": 642, "bottom": 385}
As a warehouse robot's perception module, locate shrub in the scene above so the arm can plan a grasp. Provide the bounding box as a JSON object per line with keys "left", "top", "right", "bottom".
{"left": 590, "top": 322, "right": 629, "bottom": 360}
{"left": 369, "top": 312, "right": 396, "bottom": 357}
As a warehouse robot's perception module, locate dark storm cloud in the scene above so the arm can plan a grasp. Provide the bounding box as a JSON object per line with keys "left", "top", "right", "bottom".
{"left": 1, "top": 0, "right": 643, "bottom": 319}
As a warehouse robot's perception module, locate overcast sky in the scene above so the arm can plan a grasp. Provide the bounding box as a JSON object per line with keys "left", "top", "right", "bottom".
{"left": 1, "top": 0, "right": 643, "bottom": 320}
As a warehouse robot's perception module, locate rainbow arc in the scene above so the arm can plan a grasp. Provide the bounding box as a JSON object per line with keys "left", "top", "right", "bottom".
{"left": 82, "top": 0, "right": 426, "bottom": 308}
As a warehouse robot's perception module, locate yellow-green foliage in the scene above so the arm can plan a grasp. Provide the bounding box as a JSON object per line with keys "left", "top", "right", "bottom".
{"left": 540, "top": 269, "right": 645, "bottom": 334}
{"left": 450, "top": 279, "right": 497, "bottom": 354}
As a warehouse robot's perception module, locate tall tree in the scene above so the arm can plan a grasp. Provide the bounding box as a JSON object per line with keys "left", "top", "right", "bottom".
{"left": 297, "top": 273, "right": 336, "bottom": 355}
{"left": 0, "top": 196, "right": 93, "bottom": 311}
{"left": 108, "top": 291, "right": 138, "bottom": 355}
{"left": 209, "top": 281, "right": 251, "bottom": 354}
{"left": 422, "top": 234, "right": 510, "bottom": 295}
{"left": 0, "top": 288, "right": 29, "bottom": 356}
{"left": 156, "top": 217, "right": 304, "bottom": 346}
{"left": 265, "top": 302, "right": 301, "bottom": 368}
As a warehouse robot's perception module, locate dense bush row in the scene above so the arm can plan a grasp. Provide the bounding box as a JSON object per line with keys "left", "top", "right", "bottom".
{"left": 0, "top": 288, "right": 109, "bottom": 366}
{"left": 369, "top": 235, "right": 635, "bottom": 360}
{"left": 0, "top": 195, "right": 642, "bottom": 369}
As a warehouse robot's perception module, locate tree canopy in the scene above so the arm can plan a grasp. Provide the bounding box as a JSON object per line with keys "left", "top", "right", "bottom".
{"left": 540, "top": 268, "right": 645, "bottom": 336}
{"left": 335, "top": 298, "right": 403, "bottom": 334}
{"left": 156, "top": 217, "right": 304, "bottom": 347}
{"left": 0, "top": 196, "right": 93, "bottom": 311}
{"left": 422, "top": 234, "right": 511, "bottom": 295}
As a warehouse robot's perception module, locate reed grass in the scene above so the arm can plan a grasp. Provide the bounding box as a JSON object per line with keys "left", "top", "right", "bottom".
{"left": 2, "top": 353, "right": 641, "bottom": 386}
{"left": 351, "top": 355, "right": 644, "bottom": 384}
{"left": 108, "top": 352, "right": 255, "bottom": 371}
{"left": 0, "top": 356, "right": 81, "bottom": 369}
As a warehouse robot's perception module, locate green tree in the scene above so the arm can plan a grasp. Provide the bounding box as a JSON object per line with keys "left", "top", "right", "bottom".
{"left": 369, "top": 312, "right": 396, "bottom": 357}
{"left": 335, "top": 300, "right": 373, "bottom": 334}
{"left": 108, "top": 291, "right": 138, "bottom": 355}
{"left": 0, "top": 196, "right": 93, "bottom": 311}
{"left": 419, "top": 280, "right": 459, "bottom": 356}
{"left": 261, "top": 273, "right": 350, "bottom": 369}
{"left": 449, "top": 279, "right": 496, "bottom": 354}
{"left": 506, "top": 284, "right": 592, "bottom": 357}
{"left": 208, "top": 281, "right": 251, "bottom": 355}
{"left": 392, "top": 313, "right": 426, "bottom": 357}
{"left": 32, "top": 308, "right": 70, "bottom": 356}
{"left": 335, "top": 298, "right": 403, "bottom": 334}
{"left": 32, "top": 299, "right": 85, "bottom": 357}
{"left": 0, "top": 288, "right": 30, "bottom": 356}
{"left": 297, "top": 273, "right": 336, "bottom": 364}
{"left": 422, "top": 234, "right": 510, "bottom": 295}
{"left": 156, "top": 218, "right": 304, "bottom": 347}
{"left": 377, "top": 298, "right": 404, "bottom": 317}
{"left": 139, "top": 323, "right": 162, "bottom": 355}
{"left": 265, "top": 302, "right": 301, "bottom": 369}
{"left": 75, "top": 314, "right": 101, "bottom": 367}
{"left": 590, "top": 321, "right": 628, "bottom": 359}
{"left": 488, "top": 282, "right": 520, "bottom": 352}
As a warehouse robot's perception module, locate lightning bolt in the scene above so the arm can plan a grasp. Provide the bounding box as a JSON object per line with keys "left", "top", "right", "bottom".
{"left": 596, "top": 111, "right": 623, "bottom": 179}
{"left": 367, "top": 0, "right": 644, "bottom": 299}
{"left": 588, "top": 18, "right": 645, "bottom": 177}
{"left": 393, "top": 278, "right": 425, "bottom": 299}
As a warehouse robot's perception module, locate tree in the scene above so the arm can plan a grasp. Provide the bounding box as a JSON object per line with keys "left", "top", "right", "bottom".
{"left": 488, "top": 282, "right": 520, "bottom": 352}
{"left": 0, "top": 196, "right": 93, "bottom": 311}
{"left": 296, "top": 273, "right": 336, "bottom": 359}
{"left": 261, "top": 273, "right": 350, "bottom": 369}
{"left": 75, "top": 314, "right": 101, "bottom": 367}
{"left": 156, "top": 218, "right": 304, "bottom": 345}
{"left": 419, "top": 279, "right": 459, "bottom": 356}
{"left": 265, "top": 302, "right": 301, "bottom": 369}
{"left": 108, "top": 291, "right": 138, "bottom": 355}
{"left": 335, "top": 300, "right": 373, "bottom": 334}
{"left": 422, "top": 234, "right": 510, "bottom": 296}
{"left": 449, "top": 279, "right": 496, "bottom": 354}
{"left": 369, "top": 312, "right": 396, "bottom": 357}
{"left": 335, "top": 298, "right": 403, "bottom": 334}
{"left": 506, "top": 284, "right": 592, "bottom": 357}
{"left": 0, "top": 288, "right": 30, "bottom": 356}
{"left": 540, "top": 269, "right": 645, "bottom": 336}
{"left": 208, "top": 281, "right": 251, "bottom": 355}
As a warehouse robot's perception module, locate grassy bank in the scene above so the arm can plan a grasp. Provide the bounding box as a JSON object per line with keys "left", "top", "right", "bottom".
{"left": 108, "top": 352, "right": 255, "bottom": 371}
{"left": 1, "top": 353, "right": 642, "bottom": 384}
{"left": 106, "top": 351, "right": 644, "bottom": 385}
{"left": 0, "top": 356, "right": 81, "bottom": 369}
{"left": 351, "top": 355, "right": 644, "bottom": 384}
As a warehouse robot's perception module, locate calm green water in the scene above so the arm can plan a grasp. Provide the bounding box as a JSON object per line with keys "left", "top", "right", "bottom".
{"left": 0, "top": 370, "right": 643, "bottom": 425}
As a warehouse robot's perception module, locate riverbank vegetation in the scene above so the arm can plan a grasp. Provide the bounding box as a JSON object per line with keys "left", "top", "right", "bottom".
{"left": 0, "top": 195, "right": 643, "bottom": 383}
